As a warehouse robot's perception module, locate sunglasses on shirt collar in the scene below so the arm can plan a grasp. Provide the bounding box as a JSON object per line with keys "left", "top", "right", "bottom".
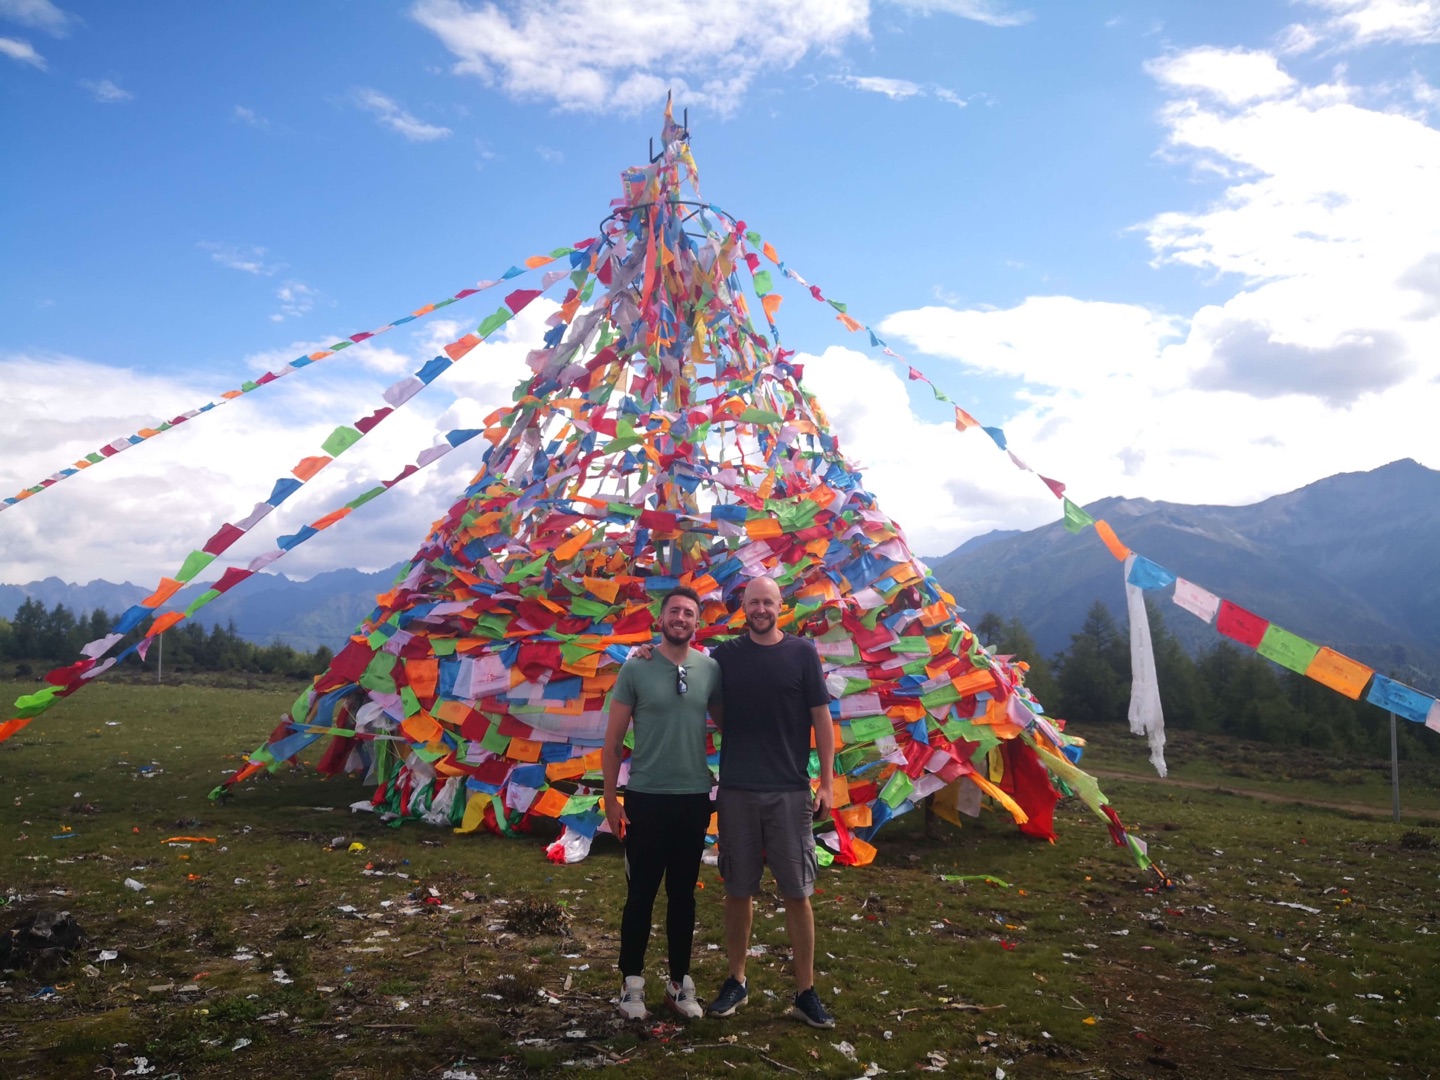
{"left": 676, "top": 665, "right": 688, "bottom": 696}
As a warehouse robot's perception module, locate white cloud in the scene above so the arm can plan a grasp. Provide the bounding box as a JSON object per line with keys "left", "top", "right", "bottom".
{"left": 886, "top": 0, "right": 1033, "bottom": 28}
{"left": 349, "top": 87, "right": 452, "bottom": 141}
{"left": 409, "top": 0, "right": 870, "bottom": 115}
{"left": 880, "top": 296, "right": 1183, "bottom": 392}
{"left": 1137, "top": 48, "right": 1440, "bottom": 408}
{"left": 199, "top": 242, "right": 280, "bottom": 276}
{"left": 535, "top": 144, "right": 564, "bottom": 163}
{"left": 836, "top": 74, "right": 922, "bottom": 100}
{"left": 1297, "top": 0, "right": 1440, "bottom": 46}
{"left": 0, "top": 35, "right": 44, "bottom": 68}
{"left": 80, "top": 78, "right": 133, "bottom": 103}
{"left": 270, "top": 281, "right": 322, "bottom": 322}
{"left": 1145, "top": 47, "right": 1296, "bottom": 105}
{"left": 232, "top": 104, "right": 270, "bottom": 130}
{"left": 0, "top": 0, "right": 73, "bottom": 35}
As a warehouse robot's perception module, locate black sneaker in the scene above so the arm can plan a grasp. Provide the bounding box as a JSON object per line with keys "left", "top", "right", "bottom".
{"left": 789, "top": 987, "right": 835, "bottom": 1029}
{"left": 706, "top": 976, "right": 748, "bottom": 1017}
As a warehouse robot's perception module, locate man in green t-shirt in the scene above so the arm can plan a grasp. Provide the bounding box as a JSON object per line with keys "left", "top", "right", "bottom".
{"left": 603, "top": 586, "right": 721, "bottom": 1021}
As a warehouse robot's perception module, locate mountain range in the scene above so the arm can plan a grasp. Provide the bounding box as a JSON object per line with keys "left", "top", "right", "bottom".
{"left": 3, "top": 459, "right": 1437, "bottom": 687}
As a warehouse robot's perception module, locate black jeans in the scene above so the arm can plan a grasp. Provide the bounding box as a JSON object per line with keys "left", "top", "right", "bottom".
{"left": 618, "top": 790, "right": 712, "bottom": 981}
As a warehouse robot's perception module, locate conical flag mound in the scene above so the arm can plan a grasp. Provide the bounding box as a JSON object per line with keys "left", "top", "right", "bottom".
{"left": 208, "top": 105, "right": 1155, "bottom": 877}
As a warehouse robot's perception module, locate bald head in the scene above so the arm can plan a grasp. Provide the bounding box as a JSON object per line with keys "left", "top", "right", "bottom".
{"left": 742, "top": 576, "right": 781, "bottom": 603}
{"left": 740, "top": 576, "right": 783, "bottom": 643}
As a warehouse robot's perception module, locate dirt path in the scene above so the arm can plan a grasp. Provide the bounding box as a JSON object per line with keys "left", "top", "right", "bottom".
{"left": 1088, "top": 768, "right": 1412, "bottom": 819}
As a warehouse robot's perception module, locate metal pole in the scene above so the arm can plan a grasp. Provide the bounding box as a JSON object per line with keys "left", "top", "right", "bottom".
{"left": 157, "top": 632, "right": 163, "bottom": 684}
{"left": 1389, "top": 710, "right": 1400, "bottom": 823}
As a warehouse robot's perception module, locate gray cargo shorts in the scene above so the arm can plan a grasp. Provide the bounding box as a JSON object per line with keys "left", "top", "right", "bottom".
{"left": 715, "top": 786, "right": 818, "bottom": 899}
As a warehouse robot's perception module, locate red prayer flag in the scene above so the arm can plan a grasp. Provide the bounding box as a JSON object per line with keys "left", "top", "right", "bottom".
{"left": 1215, "top": 600, "right": 1269, "bottom": 649}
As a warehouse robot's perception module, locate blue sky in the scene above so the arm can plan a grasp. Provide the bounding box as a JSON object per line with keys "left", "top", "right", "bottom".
{"left": 3, "top": 0, "right": 1439, "bottom": 588}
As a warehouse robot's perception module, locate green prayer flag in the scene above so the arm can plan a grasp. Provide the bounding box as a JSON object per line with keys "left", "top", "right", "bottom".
{"left": 346, "top": 486, "right": 386, "bottom": 510}
{"left": 480, "top": 722, "right": 511, "bottom": 754}
{"left": 14, "top": 685, "right": 61, "bottom": 718}
{"left": 941, "top": 718, "right": 999, "bottom": 758}
{"left": 1062, "top": 498, "right": 1094, "bottom": 534}
{"left": 322, "top": 425, "right": 364, "bottom": 456}
{"left": 752, "top": 269, "right": 773, "bottom": 295}
{"left": 477, "top": 307, "right": 513, "bottom": 337}
{"left": 361, "top": 651, "right": 397, "bottom": 681}
{"left": 175, "top": 549, "right": 216, "bottom": 583}
{"left": 847, "top": 714, "right": 895, "bottom": 743}
{"left": 769, "top": 498, "right": 819, "bottom": 532}
{"left": 183, "top": 588, "right": 222, "bottom": 617}
{"left": 570, "top": 597, "right": 614, "bottom": 619}
{"left": 504, "top": 555, "right": 549, "bottom": 582}
{"left": 890, "top": 636, "right": 931, "bottom": 655}
{"left": 1257, "top": 624, "right": 1321, "bottom": 674}
{"left": 879, "top": 771, "right": 914, "bottom": 808}
{"left": 472, "top": 613, "right": 511, "bottom": 638}
{"left": 737, "top": 407, "right": 783, "bottom": 425}
{"left": 920, "top": 681, "right": 962, "bottom": 710}
{"left": 559, "top": 642, "right": 599, "bottom": 667}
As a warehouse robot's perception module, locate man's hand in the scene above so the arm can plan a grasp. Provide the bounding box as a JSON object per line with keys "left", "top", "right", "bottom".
{"left": 604, "top": 795, "right": 629, "bottom": 840}
{"left": 812, "top": 783, "right": 834, "bottom": 823}
{"left": 629, "top": 642, "right": 655, "bottom": 661}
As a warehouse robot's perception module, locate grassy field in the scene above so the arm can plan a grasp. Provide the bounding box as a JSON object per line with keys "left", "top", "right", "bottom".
{"left": 2, "top": 677, "right": 1438, "bottom": 1078}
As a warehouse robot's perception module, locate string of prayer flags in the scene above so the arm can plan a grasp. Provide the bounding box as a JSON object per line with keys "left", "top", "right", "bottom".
{"left": 1, "top": 243, "right": 593, "bottom": 512}
{"left": 724, "top": 202, "right": 1437, "bottom": 748}
{"left": 5, "top": 265, "right": 589, "bottom": 737}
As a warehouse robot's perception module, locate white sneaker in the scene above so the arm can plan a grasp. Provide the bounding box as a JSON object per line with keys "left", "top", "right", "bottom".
{"left": 618, "top": 975, "right": 648, "bottom": 1020}
{"left": 665, "top": 974, "right": 704, "bottom": 1019}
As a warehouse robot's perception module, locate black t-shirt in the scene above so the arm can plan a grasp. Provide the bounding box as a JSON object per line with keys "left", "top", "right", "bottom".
{"left": 713, "top": 633, "right": 830, "bottom": 791}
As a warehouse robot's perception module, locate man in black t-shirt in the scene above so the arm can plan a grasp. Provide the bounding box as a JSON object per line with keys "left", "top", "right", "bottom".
{"left": 705, "top": 576, "right": 837, "bottom": 1029}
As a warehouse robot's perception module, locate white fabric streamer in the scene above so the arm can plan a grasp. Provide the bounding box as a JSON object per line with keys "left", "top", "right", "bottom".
{"left": 1124, "top": 554, "right": 1167, "bottom": 777}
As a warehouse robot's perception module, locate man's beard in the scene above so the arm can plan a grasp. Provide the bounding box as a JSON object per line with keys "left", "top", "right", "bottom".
{"left": 661, "top": 625, "right": 692, "bottom": 646}
{"left": 745, "top": 611, "right": 775, "bottom": 635}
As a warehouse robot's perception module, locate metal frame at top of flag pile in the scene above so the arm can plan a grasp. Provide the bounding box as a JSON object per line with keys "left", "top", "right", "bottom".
{"left": 1, "top": 244, "right": 595, "bottom": 512}
{"left": 725, "top": 219, "right": 1440, "bottom": 739}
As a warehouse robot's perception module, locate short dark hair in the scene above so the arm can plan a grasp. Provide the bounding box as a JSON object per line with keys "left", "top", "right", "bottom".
{"left": 660, "top": 585, "right": 702, "bottom": 613}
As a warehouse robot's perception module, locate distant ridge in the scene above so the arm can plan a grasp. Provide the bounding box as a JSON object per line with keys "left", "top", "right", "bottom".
{"left": 0, "top": 564, "right": 402, "bottom": 653}
{"left": 926, "top": 459, "right": 1440, "bottom": 687}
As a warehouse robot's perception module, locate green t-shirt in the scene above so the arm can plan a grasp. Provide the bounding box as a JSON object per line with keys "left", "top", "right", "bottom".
{"left": 611, "top": 648, "right": 720, "bottom": 795}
